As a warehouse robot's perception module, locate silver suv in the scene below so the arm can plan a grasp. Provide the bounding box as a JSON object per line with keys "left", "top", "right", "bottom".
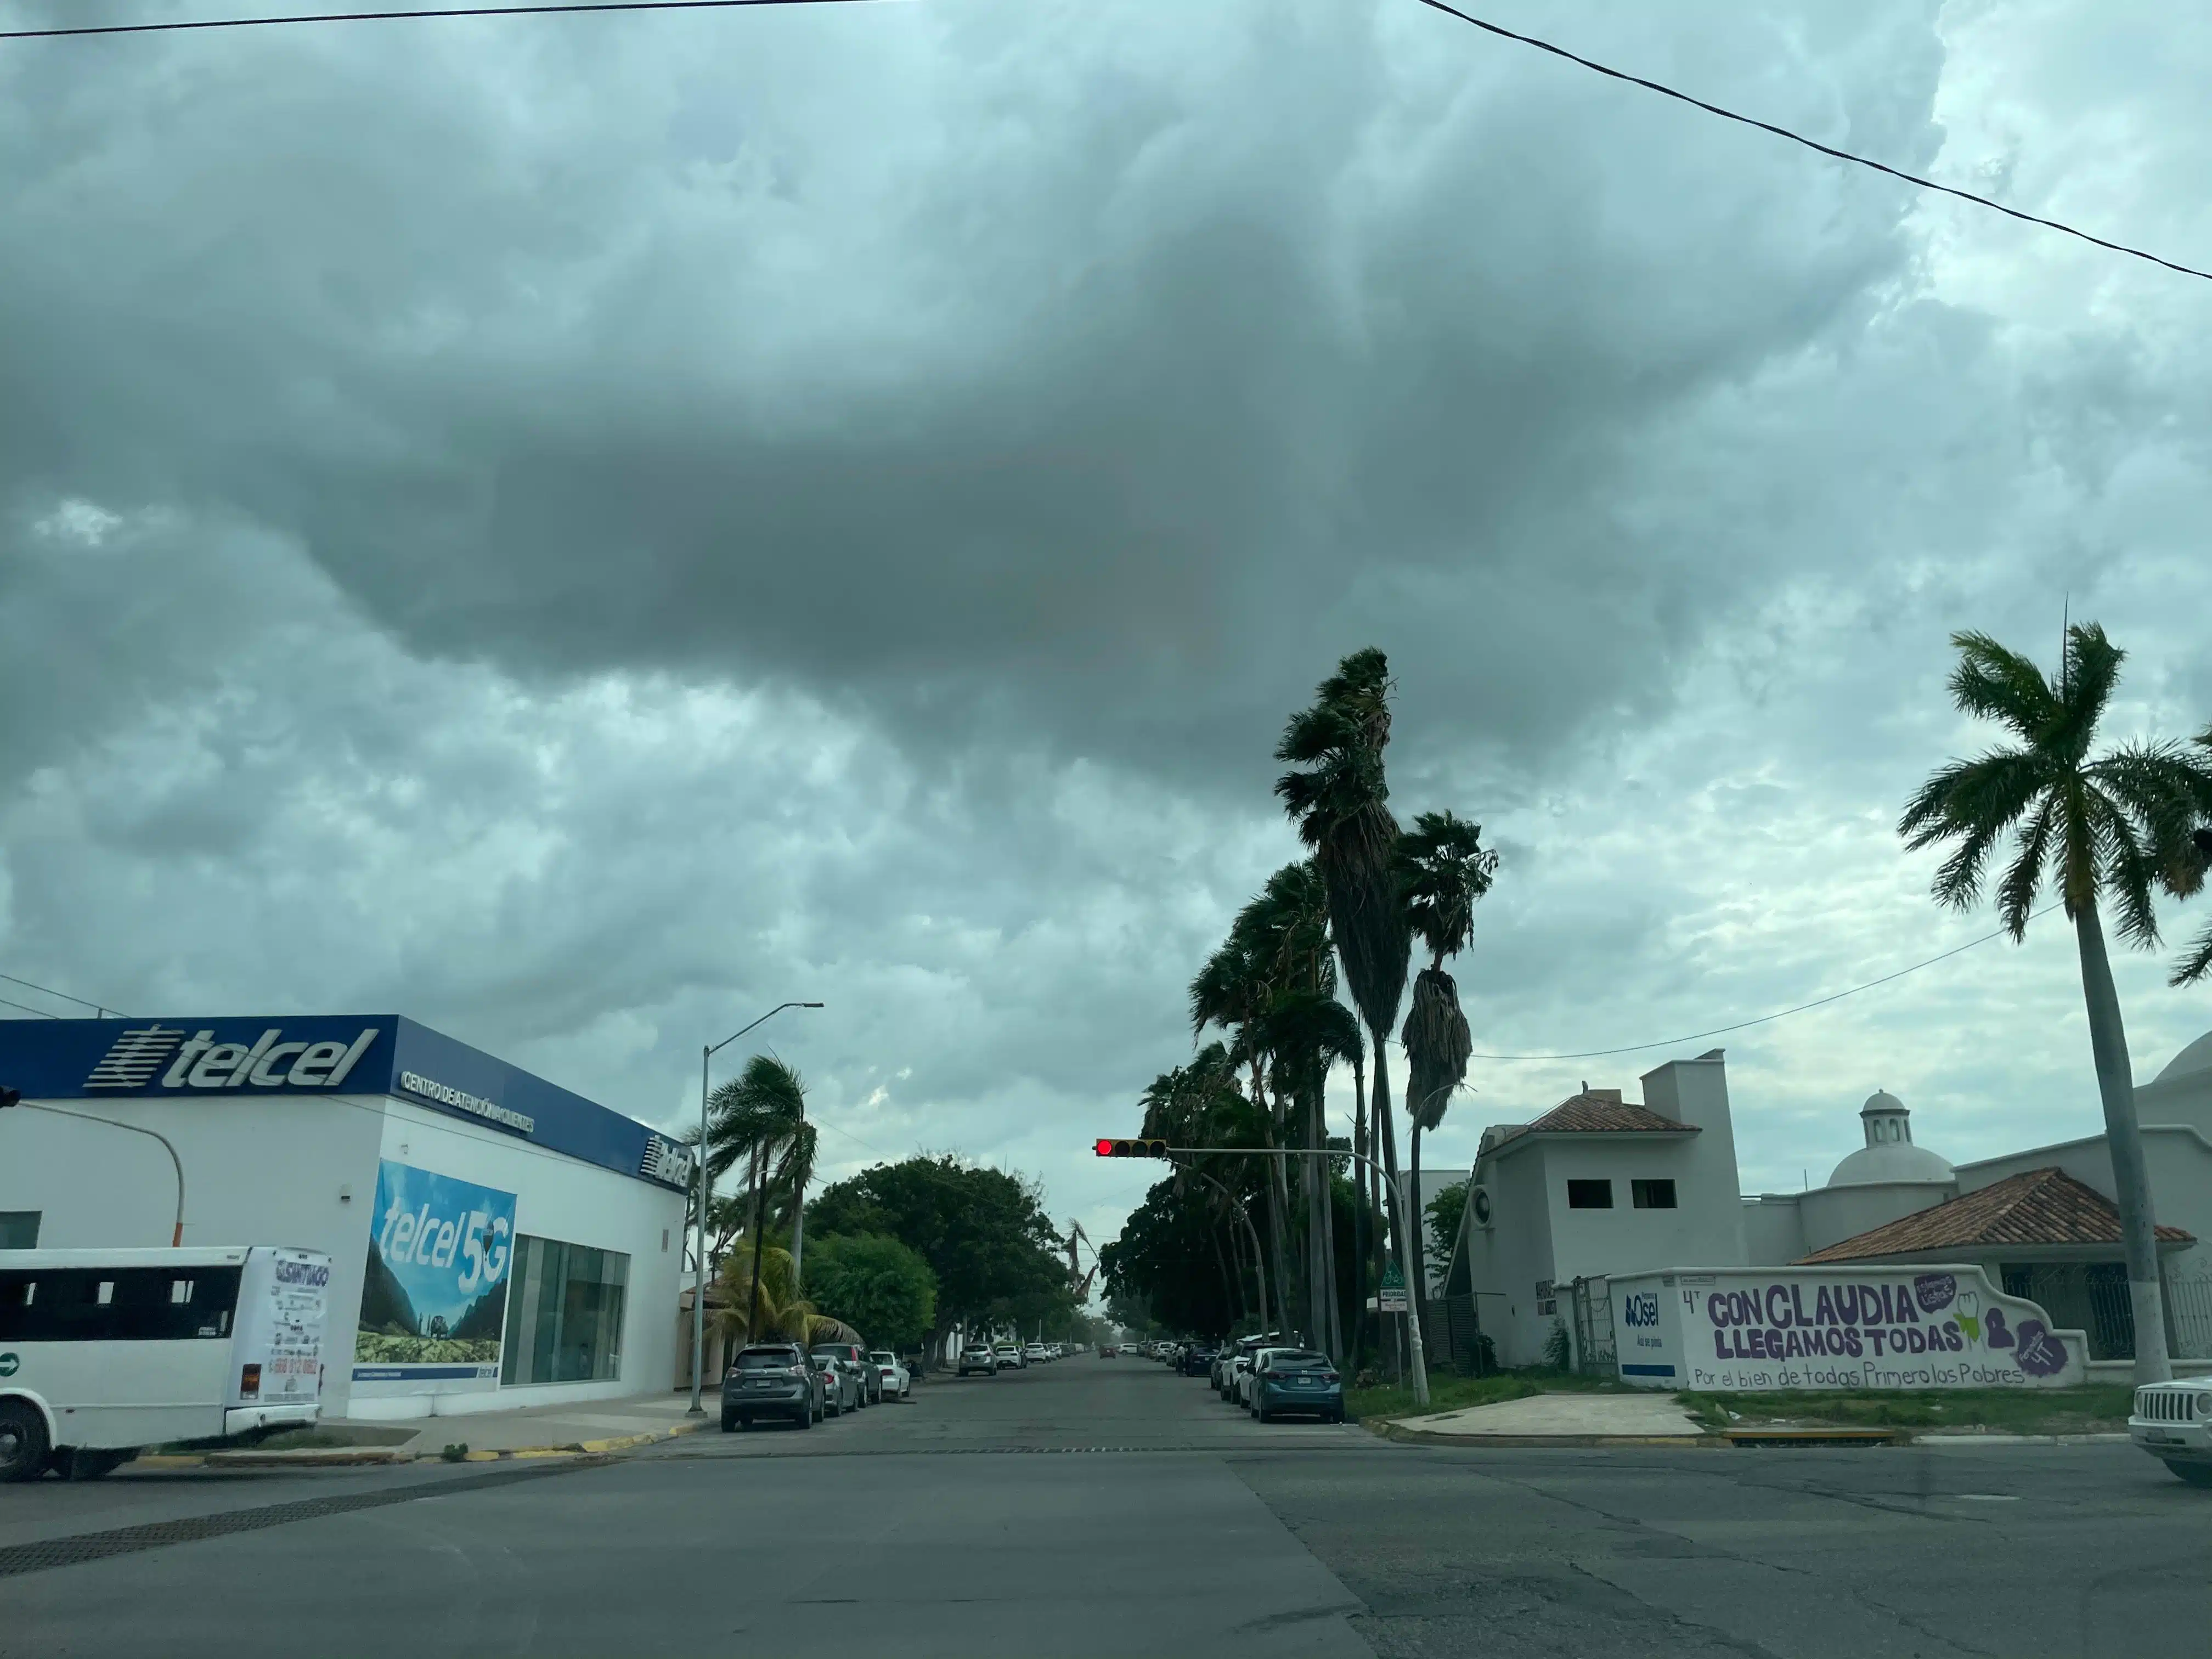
{"left": 2129, "top": 1374, "right": 2212, "bottom": 1485}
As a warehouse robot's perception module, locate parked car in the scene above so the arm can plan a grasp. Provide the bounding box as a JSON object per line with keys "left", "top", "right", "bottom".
{"left": 996, "top": 1342, "right": 1025, "bottom": 1370}
{"left": 1218, "top": 1335, "right": 1277, "bottom": 1398}
{"left": 722, "top": 1342, "right": 822, "bottom": 1431}
{"left": 2129, "top": 1373, "right": 2212, "bottom": 1484}
{"left": 869, "top": 1350, "right": 913, "bottom": 1400}
{"left": 958, "top": 1342, "right": 998, "bottom": 1376}
{"left": 1099, "top": 1345, "right": 1118, "bottom": 1358}
{"left": 1250, "top": 1350, "right": 1343, "bottom": 1423}
{"left": 1235, "top": 1346, "right": 1297, "bottom": 1409}
{"left": 811, "top": 1347, "right": 866, "bottom": 1415}
{"left": 814, "top": 1341, "right": 882, "bottom": 1405}
{"left": 1178, "top": 1344, "right": 1218, "bottom": 1378}
{"left": 1024, "top": 1342, "right": 1050, "bottom": 1364}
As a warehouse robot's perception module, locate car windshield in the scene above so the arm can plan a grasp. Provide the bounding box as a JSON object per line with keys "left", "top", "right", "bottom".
{"left": 1266, "top": 1352, "right": 1330, "bottom": 1369}
{"left": 811, "top": 1351, "right": 845, "bottom": 1365}
{"left": 736, "top": 1350, "right": 802, "bottom": 1370}
{"left": 870, "top": 1352, "right": 895, "bottom": 1364}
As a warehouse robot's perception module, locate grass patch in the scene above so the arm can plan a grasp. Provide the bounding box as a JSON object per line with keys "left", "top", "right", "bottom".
{"left": 1675, "top": 1385, "right": 2134, "bottom": 1437}
{"left": 1346, "top": 1367, "right": 1623, "bottom": 1424}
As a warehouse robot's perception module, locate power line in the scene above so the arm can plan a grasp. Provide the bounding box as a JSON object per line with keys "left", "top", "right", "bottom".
{"left": 1413, "top": 0, "right": 2212, "bottom": 285}
{"left": 0, "top": 995, "right": 62, "bottom": 1019}
{"left": 2, "top": 0, "right": 879, "bottom": 42}
{"left": 0, "top": 970, "right": 120, "bottom": 1016}
{"left": 1467, "top": 904, "right": 2061, "bottom": 1062}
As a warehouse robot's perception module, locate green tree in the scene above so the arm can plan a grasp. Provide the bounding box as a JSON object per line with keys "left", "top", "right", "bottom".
{"left": 807, "top": 1155, "right": 1068, "bottom": 1354}
{"left": 2168, "top": 810, "right": 2212, "bottom": 985}
{"left": 1395, "top": 810, "right": 1497, "bottom": 1305}
{"left": 1276, "top": 648, "right": 1412, "bottom": 1363}
{"left": 1424, "top": 1178, "right": 1469, "bottom": 1280}
{"left": 1900, "top": 624, "right": 2212, "bottom": 1385}
{"left": 804, "top": 1233, "right": 938, "bottom": 1351}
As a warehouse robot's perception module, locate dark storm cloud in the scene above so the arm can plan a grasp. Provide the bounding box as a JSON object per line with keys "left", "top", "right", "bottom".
{"left": 1, "top": 0, "right": 1945, "bottom": 782}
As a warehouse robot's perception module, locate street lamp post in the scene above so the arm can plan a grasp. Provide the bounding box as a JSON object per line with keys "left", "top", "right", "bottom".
{"left": 689, "top": 1002, "right": 823, "bottom": 1415}
{"left": 0, "top": 1091, "right": 186, "bottom": 1245}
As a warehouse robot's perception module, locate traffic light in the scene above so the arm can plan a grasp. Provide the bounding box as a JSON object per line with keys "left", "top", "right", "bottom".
{"left": 1093, "top": 1138, "right": 1169, "bottom": 1158}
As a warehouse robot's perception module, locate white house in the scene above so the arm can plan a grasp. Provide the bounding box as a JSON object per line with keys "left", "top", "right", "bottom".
{"left": 1438, "top": 1028, "right": 2212, "bottom": 1370}
{"left": 1442, "top": 1049, "right": 1747, "bottom": 1368}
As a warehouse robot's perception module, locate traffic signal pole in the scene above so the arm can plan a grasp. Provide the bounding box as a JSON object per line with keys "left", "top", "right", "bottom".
{"left": 1098, "top": 1139, "right": 1428, "bottom": 1408}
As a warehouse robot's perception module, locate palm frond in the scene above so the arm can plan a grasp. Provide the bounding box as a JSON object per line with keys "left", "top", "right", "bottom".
{"left": 2085, "top": 789, "right": 2162, "bottom": 947}
{"left": 1400, "top": 966, "right": 1471, "bottom": 1132}
{"left": 1396, "top": 810, "right": 1499, "bottom": 966}
{"left": 2052, "top": 622, "right": 2124, "bottom": 759}
{"left": 1947, "top": 629, "right": 2060, "bottom": 741}
{"left": 2087, "top": 740, "right": 2212, "bottom": 897}
{"left": 2169, "top": 919, "right": 2212, "bottom": 987}
{"left": 1994, "top": 796, "right": 2056, "bottom": 939}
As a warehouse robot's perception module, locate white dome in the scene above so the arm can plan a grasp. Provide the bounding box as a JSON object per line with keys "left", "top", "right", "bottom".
{"left": 1827, "top": 1140, "right": 1955, "bottom": 1187}
{"left": 2154, "top": 1030, "right": 2212, "bottom": 1084}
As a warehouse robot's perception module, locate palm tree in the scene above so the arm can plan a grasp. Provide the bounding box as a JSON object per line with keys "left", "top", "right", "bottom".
{"left": 1396, "top": 810, "right": 1498, "bottom": 1308}
{"left": 1900, "top": 624, "right": 2212, "bottom": 1386}
{"left": 1277, "top": 648, "right": 1414, "bottom": 1361}
{"left": 704, "top": 1055, "right": 815, "bottom": 1341}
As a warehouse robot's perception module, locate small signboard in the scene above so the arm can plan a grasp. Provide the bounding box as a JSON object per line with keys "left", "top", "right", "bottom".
{"left": 1379, "top": 1260, "right": 1408, "bottom": 1313}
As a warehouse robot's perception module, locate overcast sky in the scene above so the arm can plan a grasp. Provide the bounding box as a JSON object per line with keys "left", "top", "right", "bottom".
{"left": 5, "top": 0, "right": 2212, "bottom": 1262}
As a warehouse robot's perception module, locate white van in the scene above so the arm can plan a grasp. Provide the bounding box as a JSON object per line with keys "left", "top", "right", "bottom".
{"left": 0, "top": 1245, "right": 330, "bottom": 1481}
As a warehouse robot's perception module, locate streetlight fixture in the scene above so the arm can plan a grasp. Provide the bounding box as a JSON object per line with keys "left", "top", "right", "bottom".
{"left": 689, "top": 1002, "right": 823, "bottom": 1415}
{"left": 0, "top": 1087, "right": 187, "bottom": 1245}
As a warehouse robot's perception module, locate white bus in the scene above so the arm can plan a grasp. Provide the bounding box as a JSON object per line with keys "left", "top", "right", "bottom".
{"left": 0, "top": 1245, "right": 330, "bottom": 1482}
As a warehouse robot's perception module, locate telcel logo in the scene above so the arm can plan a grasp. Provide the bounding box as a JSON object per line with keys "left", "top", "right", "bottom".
{"left": 0, "top": 1352, "right": 18, "bottom": 1378}
{"left": 86, "top": 1026, "right": 380, "bottom": 1092}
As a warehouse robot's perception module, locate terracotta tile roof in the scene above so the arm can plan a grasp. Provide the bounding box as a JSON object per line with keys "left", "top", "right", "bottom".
{"left": 1797, "top": 1166, "right": 2194, "bottom": 1265}
{"left": 1486, "top": 1093, "right": 1700, "bottom": 1150}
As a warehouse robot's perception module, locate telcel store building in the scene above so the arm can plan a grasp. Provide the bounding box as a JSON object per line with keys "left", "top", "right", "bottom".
{"left": 0, "top": 1015, "right": 693, "bottom": 1421}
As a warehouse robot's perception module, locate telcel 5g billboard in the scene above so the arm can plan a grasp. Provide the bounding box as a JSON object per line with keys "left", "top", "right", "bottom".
{"left": 352, "top": 1160, "right": 517, "bottom": 1397}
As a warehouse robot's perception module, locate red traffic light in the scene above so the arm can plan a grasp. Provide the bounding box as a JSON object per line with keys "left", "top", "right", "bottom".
{"left": 1093, "top": 1138, "right": 1169, "bottom": 1158}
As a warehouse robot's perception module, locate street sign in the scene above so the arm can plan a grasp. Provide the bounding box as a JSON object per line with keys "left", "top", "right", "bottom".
{"left": 1379, "top": 1258, "right": 1407, "bottom": 1313}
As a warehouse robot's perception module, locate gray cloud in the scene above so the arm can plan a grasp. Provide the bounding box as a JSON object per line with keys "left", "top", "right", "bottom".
{"left": 4, "top": 0, "right": 2212, "bottom": 1250}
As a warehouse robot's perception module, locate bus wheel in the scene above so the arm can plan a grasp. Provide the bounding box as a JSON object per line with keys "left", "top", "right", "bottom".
{"left": 0, "top": 1402, "right": 50, "bottom": 1483}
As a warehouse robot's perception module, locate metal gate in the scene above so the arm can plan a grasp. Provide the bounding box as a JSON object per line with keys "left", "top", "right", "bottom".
{"left": 1569, "top": 1275, "right": 1615, "bottom": 1377}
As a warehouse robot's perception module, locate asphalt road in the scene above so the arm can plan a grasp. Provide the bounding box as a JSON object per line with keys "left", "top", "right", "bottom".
{"left": 3, "top": 1358, "right": 2208, "bottom": 1658}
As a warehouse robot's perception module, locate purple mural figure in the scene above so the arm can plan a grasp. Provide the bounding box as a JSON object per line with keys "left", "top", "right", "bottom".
{"left": 2012, "top": 1319, "right": 2068, "bottom": 1378}
{"left": 1984, "top": 1307, "right": 2015, "bottom": 1349}
{"left": 1913, "top": 1273, "right": 1957, "bottom": 1314}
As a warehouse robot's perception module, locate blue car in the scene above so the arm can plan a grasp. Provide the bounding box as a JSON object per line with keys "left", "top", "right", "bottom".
{"left": 1250, "top": 1350, "right": 1344, "bottom": 1423}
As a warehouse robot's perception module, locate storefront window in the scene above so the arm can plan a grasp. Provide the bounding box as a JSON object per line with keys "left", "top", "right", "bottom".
{"left": 0, "top": 1212, "right": 39, "bottom": 1249}
{"left": 500, "top": 1235, "right": 629, "bottom": 1385}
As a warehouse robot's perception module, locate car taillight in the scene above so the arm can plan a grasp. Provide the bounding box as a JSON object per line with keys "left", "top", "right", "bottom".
{"left": 240, "top": 1363, "right": 262, "bottom": 1398}
{"left": 1321, "top": 1373, "right": 1339, "bottom": 1384}
{"left": 786, "top": 1365, "right": 808, "bottom": 1377}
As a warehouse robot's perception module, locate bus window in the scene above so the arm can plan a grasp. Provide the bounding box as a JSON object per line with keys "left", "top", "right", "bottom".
{"left": 0, "top": 1266, "right": 242, "bottom": 1342}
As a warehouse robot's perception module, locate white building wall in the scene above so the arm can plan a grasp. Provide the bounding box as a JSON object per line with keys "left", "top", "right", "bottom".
{"left": 1742, "top": 1196, "right": 1807, "bottom": 1265}
{"left": 1458, "top": 1144, "right": 1558, "bottom": 1368}
{"left": 0, "top": 1090, "right": 390, "bottom": 1417}
{"left": 358, "top": 1099, "right": 684, "bottom": 1420}
{"left": 0, "top": 1087, "right": 684, "bottom": 1420}
{"left": 1540, "top": 1138, "right": 1745, "bottom": 1285}
{"left": 1639, "top": 1054, "right": 1750, "bottom": 1268}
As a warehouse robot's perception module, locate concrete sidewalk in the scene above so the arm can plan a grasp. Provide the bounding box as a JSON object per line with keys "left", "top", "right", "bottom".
{"left": 144, "top": 1391, "right": 712, "bottom": 1468}
{"left": 1376, "top": 1391, "right": 1707, "bottom": 1446}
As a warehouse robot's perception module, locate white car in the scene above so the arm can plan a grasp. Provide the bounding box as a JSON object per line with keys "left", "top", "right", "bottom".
{"left": 2129, "top": 1374, "right": 2212, "bottom": 1485}
{"left": 1024, "top": 1342, "right": 1049, "bottom": 1364}
{"left": 995, "top": 1343, "right": 1025, "bottom": 1370}
{"left": 869, "top": 1351, "right": 913, "bottom": 1400}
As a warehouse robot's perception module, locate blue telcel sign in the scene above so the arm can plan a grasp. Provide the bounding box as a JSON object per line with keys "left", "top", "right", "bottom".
{"left": 0, "top": 1014, "right": 695, "bottom": 1194}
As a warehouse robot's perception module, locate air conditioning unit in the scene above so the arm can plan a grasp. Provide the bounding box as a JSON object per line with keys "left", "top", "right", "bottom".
{"left": 1469, "top": 1184, "right": 1495, "bottom": 1231}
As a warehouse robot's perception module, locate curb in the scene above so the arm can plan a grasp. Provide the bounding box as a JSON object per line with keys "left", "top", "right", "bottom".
{"left": 1368, "top": 1420, "right": 1715, "bottom": 1449}
{"left": 132, "top": 1418, "right": 708, "bottom": 1470}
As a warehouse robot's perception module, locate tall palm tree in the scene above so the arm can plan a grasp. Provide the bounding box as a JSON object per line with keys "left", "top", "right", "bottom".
{"left": 1190, "top": 925, "right": 1295, "bottom": 1332}
{"left": 1277, "top": 648, "right": 1413, "bottom": 1356}
{"left": 1901, "top": 624, "right": 2212, "bottom": 1386}
{"left": 1396, "top": 810, "right": 1498, "bottom": 1307}
{"left": 706, "top": 1055, "right": 814, "bottom": 1341}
